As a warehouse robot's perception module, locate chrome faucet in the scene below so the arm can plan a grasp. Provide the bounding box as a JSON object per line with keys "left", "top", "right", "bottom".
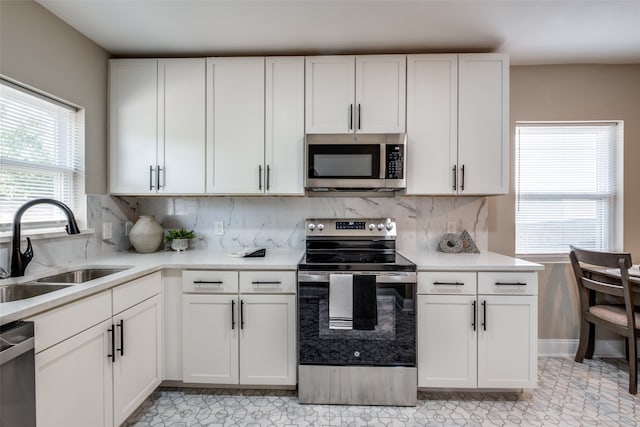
{"left": 10, "top": 198, "right": 81, "bottom": 277}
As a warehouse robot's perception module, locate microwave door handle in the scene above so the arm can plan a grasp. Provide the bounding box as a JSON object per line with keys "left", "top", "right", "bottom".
{"left": 380, "top": 144, "right": 386, "bottom": 179}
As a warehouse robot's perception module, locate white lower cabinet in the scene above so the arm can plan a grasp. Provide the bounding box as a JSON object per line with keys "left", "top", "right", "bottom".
{"left": 181, "top": 270, "right": 296, "bottom": 386}
{"left": 418, "top": 271, "right": 537, "bottom": 389}
{"left": 31, "top": 272, "right": 162, "bottom": 427}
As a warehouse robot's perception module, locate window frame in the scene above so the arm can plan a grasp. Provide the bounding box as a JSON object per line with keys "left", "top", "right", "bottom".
{"left": 514, "top": 121, "right": 623, "bottom": 260}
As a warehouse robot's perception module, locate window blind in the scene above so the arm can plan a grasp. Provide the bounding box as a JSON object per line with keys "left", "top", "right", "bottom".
{"left": 515, "top": 123, "right": 619, "bottom": 255}
{"left": 0, "top": 80, "right": 84, "bottom": 230}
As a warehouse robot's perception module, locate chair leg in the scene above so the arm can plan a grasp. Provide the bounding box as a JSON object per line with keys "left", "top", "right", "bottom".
{"left": 625, "top": 337, "right": 629, "bottom": 362}
{"left": 628, "top": 334, "right": 637, "bottom": 395}
{"left": 585, "top": 322, "right": 596, "bottom": 359}
{"left": 575, "top": 320, "right": 593, "bottom": 363}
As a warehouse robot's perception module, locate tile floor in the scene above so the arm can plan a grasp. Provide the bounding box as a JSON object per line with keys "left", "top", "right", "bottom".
{"left": 124, "top": 357, "right": 639, "bottom": 426}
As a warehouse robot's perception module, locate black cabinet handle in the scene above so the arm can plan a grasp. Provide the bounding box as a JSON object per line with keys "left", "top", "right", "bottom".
{"left": 157, "top": 165, "right": 163, "bottom": 190}
{"left": 240, "top": 300, "right": 245, "bottom": 330}
{"left": 461, "top": 164, "right": 465, "bottom": 191}
{"left": 495, "top": 282, "right": 528, "bottom": 286}
{"left": 481, "top": 300, "right": 487, "bottom": 331}
{"left": 116, "top": 319, "right": 124, "bottom": 356}
{"left": 433, "top": 281, "right": 464, "bottom": 286}
{"left": 452, "top": 165, "right": 457, "bottom": 191}
{"left": 107, "top": 325, "right": 115, "bottom": 363}
{"left": 349, "top": 104, "right": 353, "bottom": 130}
{"left": 149, "top": 165, "right": 154, "bottom": 191}
{"left": 251, "top": 281, "right": 282, "bottom": 285}
{"left": 231, "top": 300, "right": 236, "bottom": 330}
{"left": 358, "top": 104, "right": 361, "bottom": 130}
{"left": 258, "top": 165, "right": 262, "bottom": 191}
{"left": 193, "top": 280, "right": 223, "bottom": 285}
{"left": 472, "top": 300, "right": 477, "bottom": 331}
{"left": 266, "top": 165, "right": 271, "bottom": 191}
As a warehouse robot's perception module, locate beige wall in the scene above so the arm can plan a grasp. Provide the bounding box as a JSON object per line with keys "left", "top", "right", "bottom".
{"left": 489, "top": 64, "right": 640, "bottom": 339}
{"left": 0, "top": 0, "right": 110, "bottom": 194}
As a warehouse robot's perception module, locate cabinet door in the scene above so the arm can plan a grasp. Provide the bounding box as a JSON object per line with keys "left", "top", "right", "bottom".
{"left": 182, "top": 294, "right": 239, "bottom": 384}
{"left": 417, "top": 295, "right": 477, "bottom": 388}
{"left": 305, "top": 56, "right": 355, "bottom": 133}
{"left": 406, "top": 55, "right": 458, "bottom": 195}
{"left": 159, "top": 58, "right": 206, "bottom": 194}
{"left": 265, "top": 57, "right": 305, "bottom": 195}
{"left": 112, "top": 295, "right": 163, "bottom": 426}
{"left": 109, "top": 59, "right": 158, "bottom": 194}
{"left": 35, "top": 319, "right": 113, "bottom": 427}
{"left": 355, "top": 55, "right": 406, "bottom": 133}
{"left": 239, "top": 294, "right": 296, "bottom": 385}
{"left": 477, "top": 295, "right": 537, "bottom": 388}
{"left": 457, "top": 54, "right": 509, "bottom": 195}
{"left": 207, "top": 57, "right": 265, "bottom": 194}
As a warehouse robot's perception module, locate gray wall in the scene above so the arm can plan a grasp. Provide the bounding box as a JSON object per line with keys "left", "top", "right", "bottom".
{"left": 0, "top": 0, "right": 111, "bottom": 195}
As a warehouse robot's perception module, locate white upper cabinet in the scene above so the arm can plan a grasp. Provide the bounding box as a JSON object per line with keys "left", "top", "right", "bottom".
{"left": 305, "top": 55, "right": 406, "bottom": 134}
{"left": 265, "top": 57, "right": 305, "bottom": 195}
{"left": 457, "top": 54, "right": 509, "bottom": 195}
{"left": 207, "top": 57, "right": 265, "bottom": 194}
{"left": 207, "top": 57, "right": 305, "bottom": 195}
{"left": 109, "top": 58, "right": 206, "bottom": 195}
{"left": 405, "top": 53, "right": 509, "bottom": 195}
{"left": 406, "top": 54, "right": 458, "bottom": 195}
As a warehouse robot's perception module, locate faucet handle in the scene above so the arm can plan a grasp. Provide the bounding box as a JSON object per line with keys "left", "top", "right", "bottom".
{"left": 22, "top": 236, "right": 34, "bottom": 266}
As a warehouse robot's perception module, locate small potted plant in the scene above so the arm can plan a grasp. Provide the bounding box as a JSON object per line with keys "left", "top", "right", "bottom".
{"left": 164, "top": 228, "right": 196, "bottom": 252}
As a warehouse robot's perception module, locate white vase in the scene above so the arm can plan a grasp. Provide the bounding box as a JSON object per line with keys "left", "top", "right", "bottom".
{"left": 129, "top": 215, "right": 163, "bottom": 253}
{"left": 170, "top": 238, "right": 190, "bottom": 252}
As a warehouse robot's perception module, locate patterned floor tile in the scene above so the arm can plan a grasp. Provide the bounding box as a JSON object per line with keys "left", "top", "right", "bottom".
{"left": 124, "top": 357, "right": 639, "bottom": 427}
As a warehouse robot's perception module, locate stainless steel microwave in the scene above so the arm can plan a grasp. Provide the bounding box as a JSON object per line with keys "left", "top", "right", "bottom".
{"left": 305, "top": 133, "right": 406, "bottom": 192}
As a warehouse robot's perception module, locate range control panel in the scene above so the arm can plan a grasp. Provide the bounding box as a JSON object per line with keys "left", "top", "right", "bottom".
{"left": 306, "top": 218, "right": 396, "bottom": 237}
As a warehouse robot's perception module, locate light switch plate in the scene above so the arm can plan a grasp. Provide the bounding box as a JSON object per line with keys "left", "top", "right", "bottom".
{"left": 215, "top": 221, "right": 224, "bottom": 236}
{"left": 103, "top": 222, "right": 113, "bottom": 240}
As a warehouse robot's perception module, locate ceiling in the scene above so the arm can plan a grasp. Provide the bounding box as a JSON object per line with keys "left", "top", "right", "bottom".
{"left": 36, "top": 0, "right": 640, "bottom": 65}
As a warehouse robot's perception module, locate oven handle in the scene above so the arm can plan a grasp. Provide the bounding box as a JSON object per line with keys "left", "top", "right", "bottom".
{"left": 297, "top": 271, "right": 416, "bottom": 284}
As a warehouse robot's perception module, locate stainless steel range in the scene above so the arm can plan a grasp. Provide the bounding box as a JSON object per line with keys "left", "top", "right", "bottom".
{"left": 297, "top": 218, "right": 417, "bottom": 406}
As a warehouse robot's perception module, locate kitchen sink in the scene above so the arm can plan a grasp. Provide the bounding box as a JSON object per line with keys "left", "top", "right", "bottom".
{"left": 0, "top": 283, "right": 71, "bottom": 303}
{"left": 36, "top": 267, "right": 130, "bottom": 284}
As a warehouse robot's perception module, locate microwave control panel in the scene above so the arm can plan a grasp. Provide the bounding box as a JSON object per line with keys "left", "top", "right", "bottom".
{"left": 385, "top": 144, "right": 404, "bottom": 179}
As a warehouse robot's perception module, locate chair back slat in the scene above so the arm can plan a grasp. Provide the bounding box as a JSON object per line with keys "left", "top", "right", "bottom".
{"left": 581, "top": 277, "right": 625, "bottom": 297}
{"left": 570, "top": 245, "right": 632, "bottom": 269}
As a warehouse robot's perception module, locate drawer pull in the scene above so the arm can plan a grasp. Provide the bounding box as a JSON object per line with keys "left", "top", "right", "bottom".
{"left": 495, "top": 282, "right": 527, "bottom": 286}
{"left": 194, "top": 280, "right": 223, "bottom": 287}
{"left": 433, "top": 281, "right": 464, "bottom": 286}
{"left": 107, "top": 325, "right": 115, "bottom": 363}
{"left": 252, "top": 281, "right": 282, "bottom": 286}
{"left": 482, "top": 300, "right": 487, "bottom": 331}
{"left": 472, "top": 301, "right": 477, "bottom": 331}
{"left": 116, "top": 319, "right": 124, "bottom": 356}
{"left": 231, "top": 300, "right": 236, "bottom": 330}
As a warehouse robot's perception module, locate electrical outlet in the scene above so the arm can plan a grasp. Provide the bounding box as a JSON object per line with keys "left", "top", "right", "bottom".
{"left": 215, "top": 221, "right": 224, "bottom": 236}
{"left": 103, "top": 222, "right": 113, "bottom": 240}
{"left": 447, "top": 221, "right": 457, "bottom": 234}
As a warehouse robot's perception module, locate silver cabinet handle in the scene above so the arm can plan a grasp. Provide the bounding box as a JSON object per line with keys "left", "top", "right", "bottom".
{"left": 258, "top": 165, "right": 263, "bottom": 191}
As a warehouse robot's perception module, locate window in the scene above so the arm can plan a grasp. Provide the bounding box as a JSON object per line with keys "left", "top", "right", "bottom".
{"left": 515, "top": 122, "right": 622, "bottom": 255}
{"left": 0, "top": 78, "right": 84, "bottom": 232}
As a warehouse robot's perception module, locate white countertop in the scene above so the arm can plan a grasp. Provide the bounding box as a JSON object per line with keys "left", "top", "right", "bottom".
{"left": 399, "top": 250, "right": 545, "bottom": 272}
{"left": 1, "top": 248, "right": 541, "bottom": 325}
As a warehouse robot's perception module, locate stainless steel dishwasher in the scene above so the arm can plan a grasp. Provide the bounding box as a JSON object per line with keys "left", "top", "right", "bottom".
{"left": 0, "top": 321, "right": 36, "bottom": 427}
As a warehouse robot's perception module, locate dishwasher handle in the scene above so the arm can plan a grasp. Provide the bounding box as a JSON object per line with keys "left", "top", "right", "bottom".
{"left": 0, "top": 321, "right": 34, "bottom": 365}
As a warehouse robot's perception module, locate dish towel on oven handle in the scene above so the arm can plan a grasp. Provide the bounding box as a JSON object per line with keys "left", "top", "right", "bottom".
{"left": 329, "top": 273, "right": 353, "bottom": 329}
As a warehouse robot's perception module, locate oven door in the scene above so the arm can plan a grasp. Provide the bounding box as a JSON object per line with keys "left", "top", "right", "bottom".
{"left": 297, "top": 271, "right": 416, "bottom": 367}
{"left": 305, "top": 143, "right": 384, "bottom": 189}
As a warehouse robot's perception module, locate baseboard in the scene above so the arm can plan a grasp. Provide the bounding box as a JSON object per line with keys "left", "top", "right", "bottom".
{"left": 538, "top": 339, "right": 640, "bottom": 358}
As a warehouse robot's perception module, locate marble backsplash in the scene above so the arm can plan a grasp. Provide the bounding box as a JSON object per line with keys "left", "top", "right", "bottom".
{"left": 1, "top": 194, "right": 487, "bottom": 274}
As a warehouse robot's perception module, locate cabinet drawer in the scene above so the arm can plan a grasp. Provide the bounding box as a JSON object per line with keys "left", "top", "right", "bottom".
{"left": 478, "top": 272, "right": 538, "bottom": 295}
{"left": 28, "top": 290, "right": 111, "bottom": 354}
{"left": 113, "top": 271, "right": 162, "bottom": 315}
{"left": 182, "top": 270, "right": 238, "bottom": 293}
{"left": 418, "top": 272, "right": 477, "bottom": 295}
{"left": 239, "top": 271, "right": 296, "bottom": 293}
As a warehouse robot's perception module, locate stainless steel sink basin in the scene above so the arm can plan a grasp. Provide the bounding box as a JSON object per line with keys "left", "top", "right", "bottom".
{"left": 36, "top": 267, "right": 129, "bottom": 284}
{"left": 0, "top": 283, "right": 71, "bottom": 303}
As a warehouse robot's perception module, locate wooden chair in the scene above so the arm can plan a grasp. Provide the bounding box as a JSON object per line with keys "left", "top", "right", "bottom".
{"left": 569, "top": 245, "right": 639, "bottom": 394}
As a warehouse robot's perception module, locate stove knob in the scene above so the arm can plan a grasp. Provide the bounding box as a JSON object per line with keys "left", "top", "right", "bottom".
{"left": 308, "top": 223, "right": 316, "bottom": 231}
{"left": 385, "top": 221, "right": 394, "bottom": 231}
{"left": 377, "top": 223, "right": 384, "bottom": 231}
{"left": 368, "top": 223, "right": 376, "bottom": 231}
{"left": 317, "top": 223, "right": 325, "bottom": 231}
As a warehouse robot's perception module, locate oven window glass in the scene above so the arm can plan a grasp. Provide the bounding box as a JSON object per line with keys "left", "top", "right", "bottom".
{"left": 308, "top": 144, "right": 380, "bottom": 179}
{"left": 298, "top": 280, "right": 415, "bottom": 367}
